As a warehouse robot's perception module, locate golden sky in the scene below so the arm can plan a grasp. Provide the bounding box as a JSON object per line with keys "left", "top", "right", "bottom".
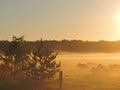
{"left": 0, "top": 0, "right": 120, "bottom": 41}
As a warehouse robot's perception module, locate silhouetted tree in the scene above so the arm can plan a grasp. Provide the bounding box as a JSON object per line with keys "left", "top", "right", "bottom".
{"left": 4, "top": 36, "right": 26, "bottom": 63}
{"left": 19, "top": 39, "right": 61, "bottom": 81}
{"left": 0, "top": 36, "right": 61, "bottom": 90}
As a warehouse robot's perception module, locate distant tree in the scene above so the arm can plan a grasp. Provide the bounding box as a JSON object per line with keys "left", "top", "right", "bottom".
{"left": 91, "top": 64, "right": 108, "bottom": 75}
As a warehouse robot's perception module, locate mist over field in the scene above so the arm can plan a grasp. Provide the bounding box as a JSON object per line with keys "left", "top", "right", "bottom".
{"left": 1, "top": 39, "right": 120, "bottom": 89}
{"left": 2, "top": 0, "right": 120, "bottom": 90}
{"left": 1, "top": 38, "right": 120, "bottom": 90}
{"left": 56, "top": 52, "right": 120, "bottom": 90}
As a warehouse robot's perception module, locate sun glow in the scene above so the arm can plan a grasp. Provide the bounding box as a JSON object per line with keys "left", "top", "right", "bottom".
{"left": 114, "top": 8, "right": 120, "bottom": 36}
{"left": 115, "top": 12, "right": 120, "bottom": 24}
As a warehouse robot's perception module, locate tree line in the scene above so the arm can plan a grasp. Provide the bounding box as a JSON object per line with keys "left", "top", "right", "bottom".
{"left": 1, "top": 39, "right": 120, "bottom": 53}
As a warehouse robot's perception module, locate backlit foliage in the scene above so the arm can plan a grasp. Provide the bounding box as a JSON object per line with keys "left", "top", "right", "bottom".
{"left": 0, "top": 36, "right": 60, "bottom": 89}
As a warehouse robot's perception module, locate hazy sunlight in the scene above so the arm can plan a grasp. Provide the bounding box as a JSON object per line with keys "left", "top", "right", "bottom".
{"left": 1, "top": 0, "right": 120, "bottom": 90}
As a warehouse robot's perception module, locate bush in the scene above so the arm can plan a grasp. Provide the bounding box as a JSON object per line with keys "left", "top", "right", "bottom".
{"left": 0, "top": 36, "right": 61, "bottom": 90}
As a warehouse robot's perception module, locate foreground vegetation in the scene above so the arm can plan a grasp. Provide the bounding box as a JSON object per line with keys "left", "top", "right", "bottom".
{"left": 0, "top": 36, "right": 60, "bottom": 90}
{"left": 1, "top": 37, "right": 120, "bottom": 90}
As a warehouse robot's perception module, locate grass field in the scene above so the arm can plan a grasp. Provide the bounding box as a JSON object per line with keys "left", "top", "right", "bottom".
{"left": 1, "top": 53, "right": 120, "bottom": 90}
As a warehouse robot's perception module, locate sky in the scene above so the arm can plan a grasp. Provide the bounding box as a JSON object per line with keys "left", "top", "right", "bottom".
{"left": 1, "top": 0, "right": 120, "bottom": 41}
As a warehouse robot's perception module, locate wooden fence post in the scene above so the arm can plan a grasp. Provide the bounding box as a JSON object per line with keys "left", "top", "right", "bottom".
{"left": 59, "top": 71, "right": 63, "bottom": 89}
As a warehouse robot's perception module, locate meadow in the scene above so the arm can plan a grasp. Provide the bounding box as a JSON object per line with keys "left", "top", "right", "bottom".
{"left": 1, "top": 37, "right": 120, "bottom": 90}
{"left": 1, "top": 52, "right": 120, "bottom": 90}
{"left": 55, "top": 52, "right": 120, "bottom": 90}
